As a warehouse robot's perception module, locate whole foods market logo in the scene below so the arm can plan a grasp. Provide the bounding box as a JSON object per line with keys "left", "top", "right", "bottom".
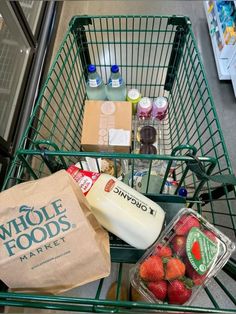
{"left": 0, "top": 199, "right": 72, "bottom": 257}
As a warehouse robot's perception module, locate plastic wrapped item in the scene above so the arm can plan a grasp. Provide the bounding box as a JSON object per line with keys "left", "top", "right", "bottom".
{"left": 123, "top": 169, "right": 163, "bottom": 194}
{"left": 130, "top": 208, "right": 235, "bottom": 305}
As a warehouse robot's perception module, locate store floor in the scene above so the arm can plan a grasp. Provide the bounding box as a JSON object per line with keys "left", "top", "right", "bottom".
{"left": 5, "top": 1, "right": 236, "bottom": 313}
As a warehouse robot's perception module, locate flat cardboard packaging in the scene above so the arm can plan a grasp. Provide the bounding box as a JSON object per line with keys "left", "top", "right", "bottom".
{"left": 81, "top": 100, "right": 132, "bottom": 153}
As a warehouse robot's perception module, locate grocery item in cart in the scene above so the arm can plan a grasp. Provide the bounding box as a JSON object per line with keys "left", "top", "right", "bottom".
{"left": 101, "top": 158, "right": 123, "bottom": 177}
{"left": 81, "top": 100, "right": 132, "bottom": 152}
{"left": 127, "top": 88, "right": 141, "bottom": 114}
{"left": 77, "top": 158, "right": 124, "bottom": 178}
{"left": 140, "top": 144, "right": 157, "bottom": 154}
{"left": 137, "top": 97, "right": 153, "bottom": 120}
{"left": 140, "top": 126, "right": 157, "bottom": 144}
{"left": 151, "top": 97, "right": 168, "bottom": 121}
{"left": 124, "top": 170, "right": 163, "bottom": 194}
{"left": 106, "top": 65, "right": 127, "bottom": 101}
{"left": 0, "top": 171, "right": 110, "bottom": 294}
{"left": 139, "top": 126, "right": 157, "bottom": 155}
{"left": 130, "top": 208, "right": 235, "bottom": 305}
{"left": 86, "top": 64, "right": 106, "bottom": 100}
{"left": 67, "top": 165, "right": 165, "bottom": 249}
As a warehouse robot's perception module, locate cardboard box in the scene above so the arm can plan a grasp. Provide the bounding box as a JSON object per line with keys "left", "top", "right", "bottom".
{"left": 81, "top": 100, "right": 132, "bottom": 153}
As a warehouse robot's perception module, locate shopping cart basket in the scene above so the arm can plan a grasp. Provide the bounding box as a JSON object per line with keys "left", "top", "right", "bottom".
{"left": 2, "top": 15, "right": 236, "bottom": 313}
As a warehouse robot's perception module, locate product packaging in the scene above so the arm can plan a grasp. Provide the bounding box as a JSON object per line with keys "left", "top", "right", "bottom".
{"left": 0, "top": 170, "right": 110, "bottom": 294}
{"left": 130, "top": 208, "right": 235, "bottom": 305}
{"left": 127, "top": 89, "right": 141, "bottom": 114}
{"left": 81, "top": 100, "right": 132, "bottom": 153}
{"left": 67, "top": 165, "right": 165, "bottom": 249}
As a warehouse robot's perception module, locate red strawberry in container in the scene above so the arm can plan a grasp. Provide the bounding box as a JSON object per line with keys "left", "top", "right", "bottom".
{"left": 171, "top": 235, "right": 186, "bottom": 257}
{"left": 130, "top": 208, "right": 235, "bottom": 307}
{"left": 139, "top": 256, "right": 164, "bottom": 281}
{"left": 147, "top": 280, "right": 167, "bottom": 301}
{"left": 165, "top": 257, "right": 185, "bottom": 281}
{"left": 203, "top": 229, "right": 217, "bottom": 243}
{"left": 174, "top": 214, "right": 200, "bottom": 236}
{"left": 184, "top": 258, "right": 207, "bottom": 286}
{"left": 168, "top": 280, "right": 192, "bottom": 304}
{"left": 154, "top": 244, "right": 172, "bottom": 258}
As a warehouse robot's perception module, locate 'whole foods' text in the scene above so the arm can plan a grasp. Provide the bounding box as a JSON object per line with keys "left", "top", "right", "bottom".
{"left": 0, "top": 199, "right": 72, "bottom": 257}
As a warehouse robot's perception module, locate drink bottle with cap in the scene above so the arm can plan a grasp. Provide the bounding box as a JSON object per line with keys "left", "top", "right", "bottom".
{"left": 137, "top": 97, "right": 153, "bottom": 120}
{"left": 86, "top": 64, "right": 106, "bottom": 100}
{"left": 127, "top": 89, "right": 141, "bottom": 114}
{"left": 106, "top": 65, "right": 127, "bottom": 101}
{"left": 67, "top": 165, "right": 165, "bottom": 249}
{"left": 152, "top": 97, "right": 168, "bottom": 121}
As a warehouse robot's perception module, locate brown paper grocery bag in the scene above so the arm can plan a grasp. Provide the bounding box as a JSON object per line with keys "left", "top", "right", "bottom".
{"left": 0, "top": 170, "right": 110, "bottom": 294}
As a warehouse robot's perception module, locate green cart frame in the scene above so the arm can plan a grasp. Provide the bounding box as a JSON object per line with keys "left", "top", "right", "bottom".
{"left": 2, "top": 15, "right": 236, "bottom": 313}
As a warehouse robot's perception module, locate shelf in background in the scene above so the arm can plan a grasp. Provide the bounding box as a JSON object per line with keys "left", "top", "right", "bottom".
{"left": 203, "top": 1, "right": 231, "bottom": 80}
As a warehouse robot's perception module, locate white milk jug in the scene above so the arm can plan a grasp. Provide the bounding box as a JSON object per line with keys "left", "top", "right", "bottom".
{"left": 67, "top": 165, "right": 165, "bottom": 249}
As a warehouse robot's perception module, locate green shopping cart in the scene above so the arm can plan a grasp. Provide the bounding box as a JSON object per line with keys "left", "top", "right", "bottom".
{"left": 2, "top": 15, "right": 236, "bottom": 313}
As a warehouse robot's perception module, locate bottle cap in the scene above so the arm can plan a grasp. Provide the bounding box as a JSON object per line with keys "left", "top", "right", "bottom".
{"left": 127, "top": 89, "right": 141, "bottom": 103}
{"left": 153, "top": 97, "right": 168, "bottom": 109}
{"left": 178, "top": 187, "right": 188, "bottom": 197}
{"left": 138, "top": 97, "right": 152, "bottom": 109}
{"left": 88, "top": 64, "right": 96, "bottom": 73}
{"left": 111, "top": 64, "right": 119, "bottom": 73}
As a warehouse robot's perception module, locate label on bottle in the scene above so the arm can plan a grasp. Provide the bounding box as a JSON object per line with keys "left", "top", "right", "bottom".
{"left": 104, "top": 179, "right": 116, "bottom": 192}
{"left": 67, "top": 165, "right": 101, "bottom": 196}
{"left": 89, "top": 78, "right": 101, "bottom": 88}
{"left": 186, "top": 227, "right": 218, "bottom": 275}
{"left": 108, "top": 78, "right": 123, "bottom": 88}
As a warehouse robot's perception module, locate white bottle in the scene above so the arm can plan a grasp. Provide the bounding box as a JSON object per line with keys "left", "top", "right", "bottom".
{"left": 86, "top": 64, "right": 106, "bottom": 100}
{"left": 106, "top": 65, "right": 127, "bottom": 101}
{"left": 67, "top": 165, "right": 165, "bottom": 249}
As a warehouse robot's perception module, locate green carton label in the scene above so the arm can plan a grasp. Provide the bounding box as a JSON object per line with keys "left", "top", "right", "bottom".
{"left": 186, "top": 227, "right": 218, "bottom": 275}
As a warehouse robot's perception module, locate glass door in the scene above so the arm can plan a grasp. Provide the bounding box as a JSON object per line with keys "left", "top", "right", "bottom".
{"left": 0, "top": 10, "right": 30, "bottom": 144}
{"left": 0, "top": 0, "right": 61, "bottom": 187}
{"left": 19, "top": 0, "right": 43, "bottom": 35}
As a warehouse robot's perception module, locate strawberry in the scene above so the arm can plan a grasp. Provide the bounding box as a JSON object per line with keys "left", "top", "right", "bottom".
{"left": 185, "top": 258, "right": 206, "bottom": 286}
{"left": 139, "top": 256, "right": 164, "bottom": 281}
{"left": 165, "top": 257, "right": 185, "bottom": 281}
{"left": 171, "top": 235, "right": 186, "bottom": 257}
{"left": 168, "top": 280, "right": 192, "bottom": 304}
{"left": 203, "top": 230, "right": 217, "bottom": 243}
{"left": 174, "top": 214, "right": 200, "bottom": 236}
{"left": 147, "top": 280, "right": 167, "bottom": 301}
{"left": 154, "top": 244, "right": 172, "bottom": 258}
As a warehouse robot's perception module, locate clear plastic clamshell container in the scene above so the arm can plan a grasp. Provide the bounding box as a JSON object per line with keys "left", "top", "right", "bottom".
{"left": 130, "top": 208, "right": 235, "bottom": 305}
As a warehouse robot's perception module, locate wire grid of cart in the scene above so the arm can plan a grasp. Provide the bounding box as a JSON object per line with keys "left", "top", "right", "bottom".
{"left": 2, "top": 15, "right": 236, "bottom": 313}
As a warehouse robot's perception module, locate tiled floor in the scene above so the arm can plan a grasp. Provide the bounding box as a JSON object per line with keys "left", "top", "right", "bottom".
{"left": 5, "top": 1, "right": 236, "bottom": 313}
